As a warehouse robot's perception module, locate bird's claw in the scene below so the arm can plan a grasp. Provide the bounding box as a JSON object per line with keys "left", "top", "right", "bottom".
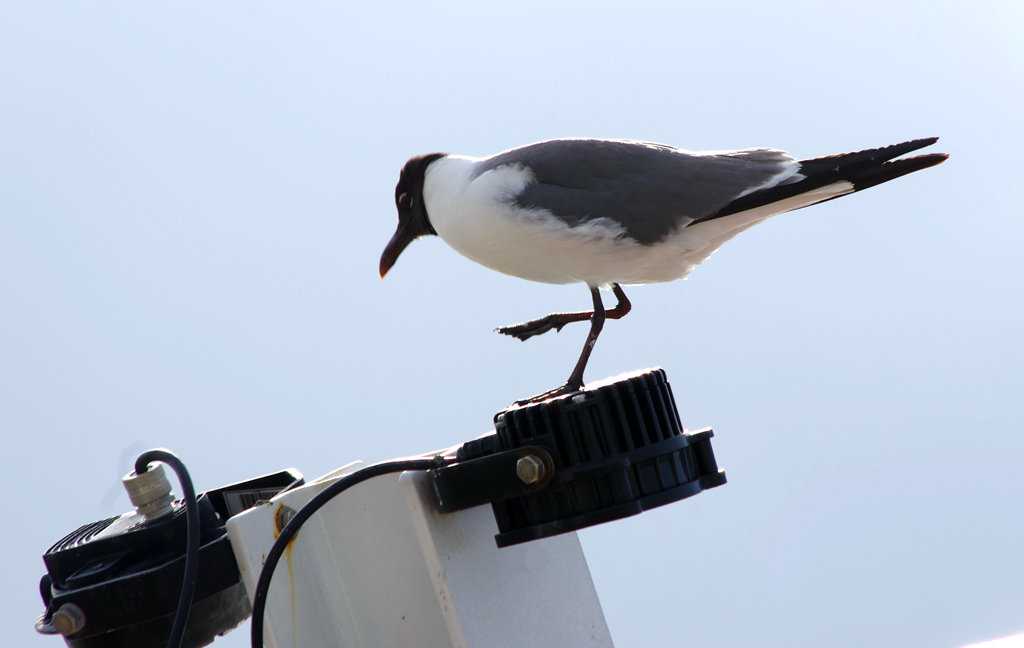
{"left": 513, "top": 382, "right": 583, "bottom": 406}
{"left": 495, "top": 316, "right": 566, "bottom": 341}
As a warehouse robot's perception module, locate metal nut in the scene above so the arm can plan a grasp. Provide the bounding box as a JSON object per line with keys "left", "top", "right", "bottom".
{"left": 516, "top": 455, "right": 545, "bottom": 485}
{"left": 123, "top": 463, "right": 175, "bottom": 521}
{"left": 51, "top": 603, "right": 86, "bottom": 636}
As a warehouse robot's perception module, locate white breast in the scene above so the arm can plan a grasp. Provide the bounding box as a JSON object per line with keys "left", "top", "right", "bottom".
{"left": 423, "top": 156, "right": 631, "bottom": 285}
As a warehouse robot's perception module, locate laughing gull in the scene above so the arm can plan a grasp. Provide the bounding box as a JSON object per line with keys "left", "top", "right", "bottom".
{"left": 380, "top": 137, "right": 948, "bottom": 402}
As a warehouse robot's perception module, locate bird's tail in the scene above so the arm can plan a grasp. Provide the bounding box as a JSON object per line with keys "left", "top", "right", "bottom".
{"left": 704, "top": 137, "right": 949, "bottom": 222}
{"left": 796, "top": 137, "right": 950, "bottom": 193}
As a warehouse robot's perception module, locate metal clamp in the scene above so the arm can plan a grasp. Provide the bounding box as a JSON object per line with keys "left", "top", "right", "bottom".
{"left": 430, "top": 445, "right": 555, "bottom": 513}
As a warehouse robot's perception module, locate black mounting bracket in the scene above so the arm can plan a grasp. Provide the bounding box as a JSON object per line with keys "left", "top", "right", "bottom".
{"left": 432, "top": 445, "right": 555, "bottom": 513}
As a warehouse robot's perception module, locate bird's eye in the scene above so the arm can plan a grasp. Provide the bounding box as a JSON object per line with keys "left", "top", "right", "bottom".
{"left": 397, "top": 191, "right": 415, "bottom": 209}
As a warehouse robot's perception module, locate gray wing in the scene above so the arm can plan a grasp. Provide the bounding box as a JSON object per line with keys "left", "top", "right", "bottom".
{"left": 477, "top": 139, "right": 796, "bottom": 245}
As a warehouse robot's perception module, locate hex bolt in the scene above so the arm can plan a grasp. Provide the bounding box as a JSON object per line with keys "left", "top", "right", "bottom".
{"left": 51, "top": 603, "right": 86, "bottom": 636}
{"left": 516, "top": 455, "right": 546, "bottom": 485}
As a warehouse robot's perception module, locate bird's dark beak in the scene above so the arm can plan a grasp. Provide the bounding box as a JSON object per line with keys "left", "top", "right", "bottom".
{"left": 379, "top": 223, "right": 414, "bottom": 278}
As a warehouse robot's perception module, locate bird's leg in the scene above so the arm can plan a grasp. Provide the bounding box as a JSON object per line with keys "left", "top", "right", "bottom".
{"left": 496, "top": 283, "right": 631, "bottom": 341}
{"left": 513, "top": 285, "right": 630, "bottom": 405}
{"left": 564, "top": 285, "right": 607, "bottom": 390}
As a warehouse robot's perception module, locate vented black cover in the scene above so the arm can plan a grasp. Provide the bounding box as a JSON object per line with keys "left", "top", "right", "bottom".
{"left": 36, "top": 468, "right": 302, "bottom": 647}
{"left": 490, "top": 368, "right": 726, "bottom": 547}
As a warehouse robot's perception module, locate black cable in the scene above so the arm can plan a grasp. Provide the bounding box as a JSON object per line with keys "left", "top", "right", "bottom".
{"left": 250, "top": 456, "right": 448, "bottom": 648}
{"left": 134, "top": 449, "right": 201, "bottom": 648}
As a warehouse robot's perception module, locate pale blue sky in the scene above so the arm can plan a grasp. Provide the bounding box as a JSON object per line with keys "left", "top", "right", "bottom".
{"left": 3, "top": 2, "right": 1022, "bottom": 647}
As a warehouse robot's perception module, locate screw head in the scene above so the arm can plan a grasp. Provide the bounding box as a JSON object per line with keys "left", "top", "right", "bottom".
{"left": 51, "top": 603, "right": 86, "bottom": 636}
{"left": 275, "top": 505, "right": 297, "bottom": 533}
{"left": 516, "top": 455, "right": 545, "bottom": 485}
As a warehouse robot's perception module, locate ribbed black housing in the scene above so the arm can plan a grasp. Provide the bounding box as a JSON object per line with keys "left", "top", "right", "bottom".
{"left": 491, "top": 368, "right": 726, "bottom": 547}
{"left": 47, "top": 517, "right": 119, "bottom": 555}
{"left": 36, "top": 468, "right": 303, "bottom": 647}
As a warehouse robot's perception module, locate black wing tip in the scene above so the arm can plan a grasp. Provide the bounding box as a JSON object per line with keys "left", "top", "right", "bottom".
{"left": 882, "top": 136, "right": 944, "bottom": 160}
{"left": 904, "top": 150, "right": 949, "bottom": 166}
{"left": 710, "top": 137, "right": 948, "bottom": 220}
{"left": 802, "top": 136, "right": 943, "bottom": 166}
{"left": 796, "top": 136, "right": 948, "bottom": 188}
{"left": 850, "top": 150, "right": 949, "bottom": 192}
{"left": 886, "top": 136, "right": 940, "bottom": 154}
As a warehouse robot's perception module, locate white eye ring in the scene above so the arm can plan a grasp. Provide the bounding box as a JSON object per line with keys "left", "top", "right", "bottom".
{"left": 398, "top": 192, "right": 409, "bottom": 204}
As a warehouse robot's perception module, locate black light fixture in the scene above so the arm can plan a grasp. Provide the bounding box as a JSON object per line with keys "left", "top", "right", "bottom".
{"left": 432, "top": 367, "right": 726, "bottom": 546}
{"left": 35, "top": 467, "right": 300, "bottom": 648}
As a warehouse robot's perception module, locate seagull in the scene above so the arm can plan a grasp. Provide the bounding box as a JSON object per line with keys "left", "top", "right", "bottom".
{"left": 380, "top": 137, "right": 948, "bottom": 402}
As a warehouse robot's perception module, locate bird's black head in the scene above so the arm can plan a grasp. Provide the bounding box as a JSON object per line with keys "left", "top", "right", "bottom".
{"left": 379, "top": 153, "right": 446, "bottom": 278}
